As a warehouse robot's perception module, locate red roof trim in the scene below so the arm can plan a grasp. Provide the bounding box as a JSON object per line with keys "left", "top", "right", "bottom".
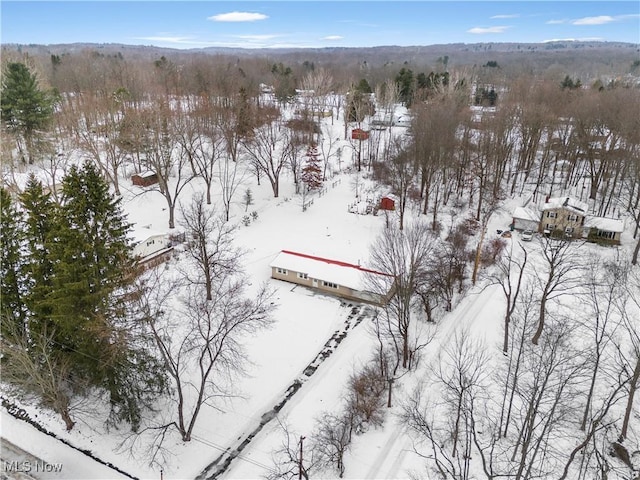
{"left": 281, "top": 250, "right": 393, "bottom": 277}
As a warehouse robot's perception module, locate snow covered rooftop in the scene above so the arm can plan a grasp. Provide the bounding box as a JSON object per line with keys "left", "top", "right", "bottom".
{"left": 129, "top": 225, "right": 169, "bottom": 244}
{"left": 513, "top": 206, "right": 540, "bottom": 222}
{"left": 542, "top": 196, "right": 589, "bottom": 215}
{"left": 585, "top": 216, "right": 625, "bottom": 233}
{"left": 269, "top": 250, "right": 393, "bottom": 292}
{"left": 135, "top": 170, "right": 157, "bottom": 178}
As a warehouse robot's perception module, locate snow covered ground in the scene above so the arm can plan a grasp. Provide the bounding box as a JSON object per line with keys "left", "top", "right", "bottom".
{"left": 2, "top": 104, "right": 637, "bottom": 480}
{"left": 1, "top": 115, "right": 407, "bottom": 479}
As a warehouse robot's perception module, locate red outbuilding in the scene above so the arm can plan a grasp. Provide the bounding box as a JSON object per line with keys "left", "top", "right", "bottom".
{"left": 380, "top": 194, "right": 397, "bottom": 211}
{"left": 351, "top": 128, "right": 370, "bottom": 141}
{"left": 131, "top": 171, "right": 158, "bottom": 187}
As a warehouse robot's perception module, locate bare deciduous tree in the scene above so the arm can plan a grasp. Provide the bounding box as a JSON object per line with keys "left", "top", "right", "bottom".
{"left": 616, "top": 262, "right": 640, "bottom": 442}
{"left": 175, "top": 98, "right": 223, "bottom": 205}
{"left": 313, "top": 411, "right": 353, "bottom": 478}
{"left": 434, "top": 329, "right": 490, "bottom": 459}
{"left": 268, "top": 418, "right": 322, "bottom": 480}
{"left": 242, "top": 119, "right": 294, "bottom": 198}
{"left": 0, "top": 323, "right": 85, "bottom": 431}
{"left": 531, "top": 237, "right": 581, "bottom": 345}
{"left": 217, "top": 143, "right": 246, "bottom": 221}
{"left": 369, "top": 220, "right": 436, "bottom": 369}
{"left": 137, "top": 264, "right": 274, "bottom": 445}
{"left": 143, "top": 100, "right": 197, "bottom": 228}
{"left": 179, "top": 194, "right": 238, "bottom": 301}
{"left": 510, "top": 323, "right": 585, "bottom": 479}
{"left": 489, "top": 243, "right": 529, "bottom": 353}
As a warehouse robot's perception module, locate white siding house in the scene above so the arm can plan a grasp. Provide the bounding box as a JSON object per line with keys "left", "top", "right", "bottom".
{"left": 512, "top": 206, "right": 540, "bottom": 231}
{"left": 269, "top": 250, "right": 395, "bottom": 305}
{"left": 131, "top": 227, "right": 171, "bottom": 261}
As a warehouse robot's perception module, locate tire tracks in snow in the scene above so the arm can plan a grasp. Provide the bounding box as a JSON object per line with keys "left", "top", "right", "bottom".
{"left": 196, "top": 303, "right": 376, "bottom": 480}
{"left": 363, "top": 284, "right": 502, "bottom": 479}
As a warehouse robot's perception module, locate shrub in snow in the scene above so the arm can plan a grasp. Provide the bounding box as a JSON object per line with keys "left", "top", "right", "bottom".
{"left": 347, "top": 363, "right": 386, "bottom": 432}
{"left": 481, "top": 238, "right": 507, "bottom": 266}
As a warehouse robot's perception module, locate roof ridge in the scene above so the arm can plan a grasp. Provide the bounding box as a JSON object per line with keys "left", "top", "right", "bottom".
{"left": 281, "top": 250, "right": 393, "bottom": 277}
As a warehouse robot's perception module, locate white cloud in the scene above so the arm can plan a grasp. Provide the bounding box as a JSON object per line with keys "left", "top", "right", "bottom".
{"left": 572, "top": 15, "right": 614, "bottom": 25}
{"left": 490, "top": 14, "right": 519, "bottom": 19}
{"left": 322, "top": 35, "right": 344, "bottom": 41}
{"left": 546, "top": 19, "right": 565, "bottom": 25}
{"left": 572, "top": 13, "right": 640, "bottom": 25}
{"left": 208, "top": 11, "right": 268, "bottom": 22}
{"left": 467, "top": 26, "right": 510, "bottom": 34}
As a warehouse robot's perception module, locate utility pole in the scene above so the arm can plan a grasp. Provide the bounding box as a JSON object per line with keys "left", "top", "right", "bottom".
{"left": 298, "top": 435, "right": 306, "bottom": 480}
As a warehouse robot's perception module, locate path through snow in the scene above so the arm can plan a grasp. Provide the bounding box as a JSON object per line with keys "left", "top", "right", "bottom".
{"left": 361, "top": 283, "right": 503, "bottom": 479}
{"left": 196, "top": 303, "right": 376, "bottom": 480}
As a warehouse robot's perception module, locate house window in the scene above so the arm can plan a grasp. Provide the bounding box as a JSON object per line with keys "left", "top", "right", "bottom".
{"left": 546, "top": 212, "right": 557, "bottom": 219}
{"left": 146, "top": 240, "right": 155, "bottom": 246}
{"left": 297, "top": 272, "right": 308, "bottom": 280}
{"left": 322, "top": 281, "right": 339, "bottom": 289}
{"left": 276, "top": 267, "right": 288, "bottom": 275}
{"left": 546, "top": 223, "right": 555, "bottom": 231}
{"left": 565, "top": 227, "right": 574, "bottom": 236}
{"left": 567, "top": 214, "right": 578, "bottom": 222}
{"left": 596, "top": 230, "right": 615, "bottom": 240}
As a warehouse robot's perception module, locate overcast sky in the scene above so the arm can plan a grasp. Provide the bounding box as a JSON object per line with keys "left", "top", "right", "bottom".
{"left": 2, "top": 1, "right": 639, "bottom": 49}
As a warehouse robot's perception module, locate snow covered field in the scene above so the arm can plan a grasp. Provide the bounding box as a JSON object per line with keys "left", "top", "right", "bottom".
{"left": 2, "top": 103, "right": 638, "bottom": 480}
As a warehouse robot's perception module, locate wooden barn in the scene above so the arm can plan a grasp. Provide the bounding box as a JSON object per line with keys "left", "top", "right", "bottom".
{"left": 269, "top": 250, "right": 395, "bottom": 305}
{"left": 132, "top": 171, "right": 158, "bottom": 187}
{"left": 351, "top": 128, "right": 370, "bottom": 141}
{"left": 379, "top": 194, "right": 397, "bottom": 211}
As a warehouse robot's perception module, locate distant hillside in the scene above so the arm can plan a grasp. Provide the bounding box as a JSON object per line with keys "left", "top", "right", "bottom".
{"left": 3, "top": 41, "right": 639, "bottom": 79}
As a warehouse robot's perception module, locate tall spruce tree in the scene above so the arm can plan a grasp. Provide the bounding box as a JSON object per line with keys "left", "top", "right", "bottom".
{"left": 19, "top": 174, "right": 55, "bottom": 334}
{"left": 43, "top": 161, "right": 165, "bottom": 429}
{"left": 0, "top": 187, "right": 26, "bottom": 336}
{"left": 1, "top": 62, "right": 55, "bottom": 163}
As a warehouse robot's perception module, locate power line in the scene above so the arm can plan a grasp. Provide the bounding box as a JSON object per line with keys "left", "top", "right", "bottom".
{"left": 191, "top": 433, "right": 279, "bottom": 476}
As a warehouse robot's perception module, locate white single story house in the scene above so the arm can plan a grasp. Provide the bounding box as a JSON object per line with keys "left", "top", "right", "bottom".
{"left": 131, "top": 226, "right": 172, "bottom": 263}
{"left": 584, "top": 217, "right": 625, "bottom": 245}
{"left": 269, "top": 250, "right": 395, "bottom": 305}
{"left": 512, "top": 206, "right": 540, "bottom": 231}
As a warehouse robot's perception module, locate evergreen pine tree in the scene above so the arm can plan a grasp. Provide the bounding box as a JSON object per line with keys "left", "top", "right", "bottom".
{"left": 44, "top": 161, "right": 165, "bottom": 429}
{"left": 1, "top": 62, "right": 55, "bottom": 163}
{"left": 19, "top": 174, "right": 56, "bottom": 334}
{"left": 301, "top": 143, "right": 324, "bottom": 191}
{"left": 0, "top": 187, "right": 26, "bottom": 336}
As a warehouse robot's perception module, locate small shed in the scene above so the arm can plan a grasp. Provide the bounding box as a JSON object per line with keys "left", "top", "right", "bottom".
{"left": 380, "top": 194, "right": 397, "bottom": 211}
{"left": 132, "top": 171, "right": 158, "bottom": 187}
{"left": 351, "top": 128, "right": 370, "bottom": 141}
